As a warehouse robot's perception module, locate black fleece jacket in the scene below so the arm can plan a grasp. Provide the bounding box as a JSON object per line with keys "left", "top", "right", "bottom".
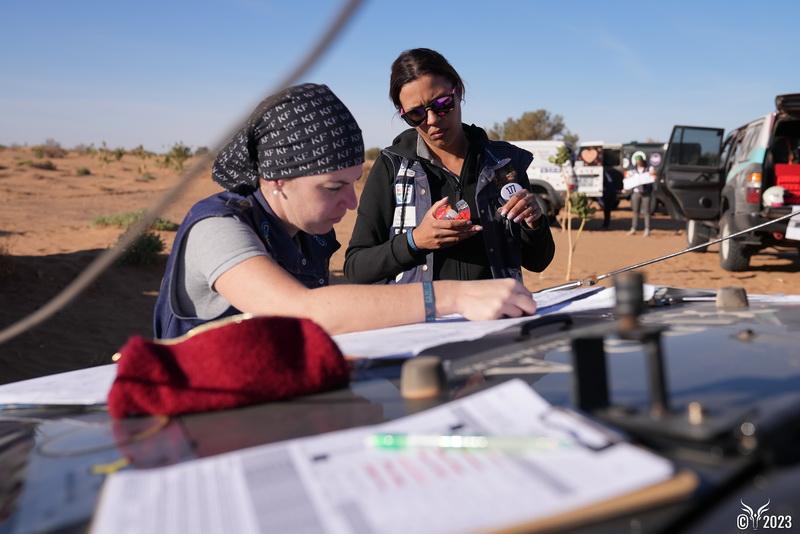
{"left": 344, "top": 125, "right": 555, "bottom": 283}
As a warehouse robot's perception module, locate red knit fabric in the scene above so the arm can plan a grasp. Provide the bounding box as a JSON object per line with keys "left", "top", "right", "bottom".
{"left": 108, "top": 316, "right": 350, "bottom": 418}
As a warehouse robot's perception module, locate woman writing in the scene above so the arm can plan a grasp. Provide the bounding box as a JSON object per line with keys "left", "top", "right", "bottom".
{"left": 344, "top": 48, "right": 555, "bottom": 285}
{"left": 153, "top": 83, "right": 536, "bottom": 339}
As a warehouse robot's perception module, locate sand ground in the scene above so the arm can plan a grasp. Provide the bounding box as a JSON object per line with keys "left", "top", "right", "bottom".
{"left": 1, "top": 147, "right": 799, "bottom": 383}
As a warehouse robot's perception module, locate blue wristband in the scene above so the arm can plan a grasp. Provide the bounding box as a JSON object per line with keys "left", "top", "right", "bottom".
{"left": 422, "top": 281, "right": 436, "bottom": 323}
{"left": 406, "top": 229, "right": 420, "bottom": 252}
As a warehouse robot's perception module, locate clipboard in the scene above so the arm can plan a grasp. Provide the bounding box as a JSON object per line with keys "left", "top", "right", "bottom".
{"left": 486, "top": 469, "right": 698, "bottom": 534}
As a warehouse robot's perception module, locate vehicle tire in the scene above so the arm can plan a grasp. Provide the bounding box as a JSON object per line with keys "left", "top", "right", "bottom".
{"left": 534, "top": 193, "right": 559, "bottom": 220}
{"left": 686, "top": 219, "right": 711, "bottom": 252}
{"left": 719, "top": 211, "right": 750, "bottom": 271}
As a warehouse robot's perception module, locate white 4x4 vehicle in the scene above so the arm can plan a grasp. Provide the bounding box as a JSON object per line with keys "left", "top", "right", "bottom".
{"left": 661, "top": 94, "right": 800, "bottom": 271}
{"left": 507, "top": 140, "right": 570, "bottom": 219}
{"left": 509, "top": 140, "right": 625, "bottom": 218}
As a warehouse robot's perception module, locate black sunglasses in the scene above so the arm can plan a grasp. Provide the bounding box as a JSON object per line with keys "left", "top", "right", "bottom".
{"left": 400, "top": 91, "right": 457, "bottom": 127}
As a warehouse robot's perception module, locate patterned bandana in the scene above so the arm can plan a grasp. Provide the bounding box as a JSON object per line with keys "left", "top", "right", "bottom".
{"left": 212, "top": 83, "right": 364, "bottom": 194}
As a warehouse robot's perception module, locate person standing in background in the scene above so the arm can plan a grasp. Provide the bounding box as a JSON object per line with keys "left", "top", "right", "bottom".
{"left": 627, "top": 154, "right": 654, "bottom": 236}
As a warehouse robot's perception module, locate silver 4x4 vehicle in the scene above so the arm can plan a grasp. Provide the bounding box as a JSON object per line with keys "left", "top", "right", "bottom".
{"left": 661, "top": 94, "right": 800, "bottom": 271}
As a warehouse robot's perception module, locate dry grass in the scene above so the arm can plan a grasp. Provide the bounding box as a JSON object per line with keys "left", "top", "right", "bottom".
{"left": 92, "top": 209, "right": 178, "bottom": 231}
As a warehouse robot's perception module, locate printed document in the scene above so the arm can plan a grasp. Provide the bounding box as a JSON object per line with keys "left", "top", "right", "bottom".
{"left": 92, "top": 379, "right": 674, "bottom": 534}
{"left": 334, "top": 286, "right": 603, "bottom": 359}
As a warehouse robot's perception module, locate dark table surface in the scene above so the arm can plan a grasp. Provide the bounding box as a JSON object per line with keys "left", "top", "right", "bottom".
{"left": 2, "top": 296, "right": 800, "bottom": 533}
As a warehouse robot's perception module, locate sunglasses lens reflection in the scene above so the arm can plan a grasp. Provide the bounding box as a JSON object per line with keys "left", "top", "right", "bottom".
{"left": 432, "top": 94, "right": 454, "bottom": 111}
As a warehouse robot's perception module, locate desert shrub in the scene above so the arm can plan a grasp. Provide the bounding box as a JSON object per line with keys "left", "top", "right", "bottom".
{"left": 130, "top": 145, "right": 155, "bottom": 159}
{"left": 17, "top": 160, "right": 32, "bottom": 166}
{"left": 76, "top": 166, "right": 91, "bottom": 176}
{"left": 74, "top": 143, "right": 98, "bottom": 156}
{"left": 365, "top": 147, "right": 381, "bottom": 161}
{"left": 117, "top": 231, "right": 164, "bottom": 266}
{"left": 569, "top": 192, "right": 596, "bottom": 220}
{"left": 93, "top": 209, "right": 178, "bottom": 231}
{"left": 29, "top": 160, "right": 57, "bottom": 170}
{"left": 96, "top": 142, "right": 115, "bottom": 164}
{"left": 32, "top": 140, "right": 67, "bottom": 159}
{"left": 194, "top": 146, "right": 210, "bottom": 156}
{"left": 137, "top": 172, "right": 156, "bottom": 182}
{"left": 74, "top": 143, "right": 94, "bottom": 156}
{"left": 161, "top": 142, "right": 192, "bottom": 171}
{"left": 113, "top": 148, "right": 126, "bottom": 161}
{"left": 0, "top": 144, "right": 6, "bottom": 151}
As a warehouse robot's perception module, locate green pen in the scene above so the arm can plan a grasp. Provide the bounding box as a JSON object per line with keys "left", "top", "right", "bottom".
{"left": 368, "top": 433, "right": 574, "bottom": 452}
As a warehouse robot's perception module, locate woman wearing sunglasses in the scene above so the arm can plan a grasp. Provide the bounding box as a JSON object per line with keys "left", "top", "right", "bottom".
{"left": 153, "top": 83, "right": 536, "bottom": 339}
{"left": 344, "top": 48, "right": 555, "bottom": 286}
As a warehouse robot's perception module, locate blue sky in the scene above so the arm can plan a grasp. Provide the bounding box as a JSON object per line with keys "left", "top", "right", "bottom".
{"left": 1, "top": 0, "right": 798, "bottom": 152}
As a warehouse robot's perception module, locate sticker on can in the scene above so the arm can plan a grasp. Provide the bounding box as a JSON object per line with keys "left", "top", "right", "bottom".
{"left": 500, "top": 182, "right": 524, "bottom": 202}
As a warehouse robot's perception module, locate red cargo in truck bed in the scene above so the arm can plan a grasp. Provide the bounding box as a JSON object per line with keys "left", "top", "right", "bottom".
{"left": 776, "top": 164, "right": 800, "bottom": 204}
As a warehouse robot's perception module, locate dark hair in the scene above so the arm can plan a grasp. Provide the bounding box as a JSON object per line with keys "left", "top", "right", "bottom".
{"left": 389, "top": 48, "right": 465, "bottom": 109}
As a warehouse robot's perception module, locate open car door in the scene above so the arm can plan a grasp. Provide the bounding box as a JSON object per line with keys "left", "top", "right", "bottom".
{"left": 661, "top": 125, "right": 724, "bottom": 220}
{"left": 776, "top": 93, "right": 800, "bottom": 116}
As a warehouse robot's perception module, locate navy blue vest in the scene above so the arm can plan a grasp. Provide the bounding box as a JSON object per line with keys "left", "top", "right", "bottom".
{"left": 153, "top": 190, "right": 339, "bottom": 339}
{"left": 383, "top": 146, "right": 529, "bottom": 284}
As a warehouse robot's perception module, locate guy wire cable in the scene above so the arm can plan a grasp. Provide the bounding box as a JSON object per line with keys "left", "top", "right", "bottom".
{"left": 539, "top": 209, "right": 800, "bottom": 293}
{"left": 0, "top": 0, "right": 365, "bottom": 346}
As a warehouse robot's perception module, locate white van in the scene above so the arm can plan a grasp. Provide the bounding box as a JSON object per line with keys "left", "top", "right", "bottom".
{"left": 573, "top": 141, "right": 616, "bottom": 198}
{"left": 507, "top": 140, "right": 569, "bottom": 218}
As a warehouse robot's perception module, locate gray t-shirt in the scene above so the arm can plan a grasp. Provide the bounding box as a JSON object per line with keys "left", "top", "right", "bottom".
{"left": 176, "top": 216, "right": 267, "bottom": 319}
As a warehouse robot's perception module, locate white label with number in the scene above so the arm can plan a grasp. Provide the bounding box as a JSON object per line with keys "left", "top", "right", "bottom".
{"left": 500, "top": 183, "right": 524, "bottom": 202}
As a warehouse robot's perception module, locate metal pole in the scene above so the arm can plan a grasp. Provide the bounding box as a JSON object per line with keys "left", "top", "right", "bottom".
{"left": 539, "top": 210, "right": 800, "bottom": 293}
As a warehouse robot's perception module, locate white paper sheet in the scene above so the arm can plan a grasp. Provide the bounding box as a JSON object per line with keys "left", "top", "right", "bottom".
{"left": 334, "top": 286, "right": 604, "bottom": 359}
{"left": 0, "top": 364, "right": 116, "bottom": 407}
{"left": 91, "top": 379, "right": 674, "bottom": 534}
{"left": 553, "top": 284, "right": 655, "bottom": 314}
